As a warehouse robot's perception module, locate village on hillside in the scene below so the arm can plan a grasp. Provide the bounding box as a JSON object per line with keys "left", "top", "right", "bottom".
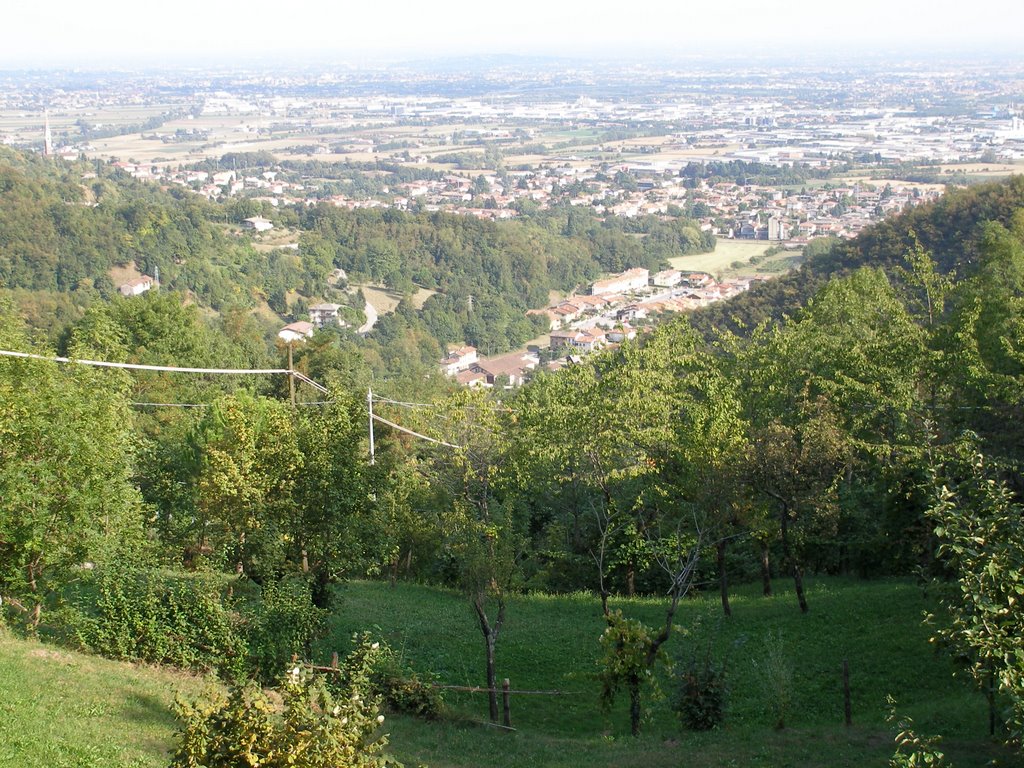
{"left": 438, "top": 266, "right": 756, "bottom": 388}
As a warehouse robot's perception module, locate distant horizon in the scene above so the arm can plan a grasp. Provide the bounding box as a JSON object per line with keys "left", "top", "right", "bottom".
{"left": 4, "top": 0, "right": 1023, "bottom": 70}
{"left": 2, "top": 44, "right": 1022, "bottom": 75}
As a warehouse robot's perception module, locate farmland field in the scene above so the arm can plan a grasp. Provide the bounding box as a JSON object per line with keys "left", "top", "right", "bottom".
{"left": 670, "top": 240, "right": 775, "bottom": 275}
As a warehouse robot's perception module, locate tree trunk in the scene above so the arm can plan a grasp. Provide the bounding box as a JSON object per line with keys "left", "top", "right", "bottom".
{"left": 778, "top": 505, "right": 808, "bottom": 613}
{"left": 236, "top": 531, "right": 246, "bottom": 576}
{"left": 717, "top": 539, "right": 732, "bottom": 617}
{"left": 474, "top": 596, "right": 501, "bottom": 722}
{"left": 485, "top": 631, "right": 499, "bottom": 722}
{"left": 760, "top": 539, "right": 773, "bottom": 597}
{"left": 629, "top": 675, "right": 642, "bottom": 737}
{"left": 626, "top": 556, "right": 636, "bottom": 597}
{"left": 26, "top": 561, "right": 42, "bottom": 628}
{"left": 792, "top": 562, "right": 809, "bottom": 614}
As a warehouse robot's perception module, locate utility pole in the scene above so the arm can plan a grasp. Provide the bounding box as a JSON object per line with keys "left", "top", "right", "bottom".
{"left": 367, "top": 387, "right": 376, "bottom": 464}
{"left": 288, "top": 341, "right": 295, "bottom": 406}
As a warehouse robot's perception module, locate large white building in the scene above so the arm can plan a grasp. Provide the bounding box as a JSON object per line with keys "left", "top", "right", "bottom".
{"left": 309, "top": 303, "right": 343, "bottom": 328}
{"left": 591, "top": 268, "right": 649, "bottom": 295}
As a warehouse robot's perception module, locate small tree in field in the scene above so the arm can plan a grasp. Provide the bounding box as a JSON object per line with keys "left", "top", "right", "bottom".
{"left": 426, "top": 388, "right": 522, "bottom": 724}
{"left": 593, "top": 501, "right": 703, "bottom": 736}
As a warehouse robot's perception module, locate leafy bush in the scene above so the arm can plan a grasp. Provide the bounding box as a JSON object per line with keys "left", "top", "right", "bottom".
{"left": 77, "top": 568, "right": 247, "bottom": 678}
{"left": 370, "top": 639, "right": 444, "bottom": 719}
{"left": 241, "top": 577, "right": 325, "bottom": 683}
{"left": 886, "top": 696, "right": 949, "bottom": 767}
{"left": 74, "top": 569, "right": 324, "bottom": 682}
{"left": 327, "top": 633, "right": 444, "bottom": 719}
{"left": 671, "top": 652, "right": 727, "bottom": 731}
{"left": 374, "top": 661, "right": 444, "bottom": 720}
{"left": 171, "top": 636, "right": 402, "bottom": 768}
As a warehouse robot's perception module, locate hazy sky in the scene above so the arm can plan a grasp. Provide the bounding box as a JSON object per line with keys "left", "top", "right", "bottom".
{"left": 4, "top": 0, "right": 1022, "bottom": 67}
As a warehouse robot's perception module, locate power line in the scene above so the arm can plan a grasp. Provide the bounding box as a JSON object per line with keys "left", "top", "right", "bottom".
{"left": 292, "top": 370, "right": 330, "bottom": 394}
{"left": 370, "top": 412, "right": 461, "bottom": 449}
{"left": 372, "top": 394, "right": 511, "bottom": 413}
{"left": 372, "top": 396, "right": 438, "bottom": 408}
{"left": 2, "top": 347, "right": 465, "bottom": 449}
{"left": 0, "top": 349, "right": 290, "bottom": 376}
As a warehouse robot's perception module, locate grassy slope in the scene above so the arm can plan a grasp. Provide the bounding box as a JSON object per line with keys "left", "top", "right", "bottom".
{"left": 1, "top": 578, "right": 1021, "bottom": 768}
{"left": 0, "top": 632, "right": 207, "bottom": 768}
{"left": 320, "top": 578, "right": 1021, "bottom": 768}
{"left": 669, "top": 240, "right": 772, "bottom": 275}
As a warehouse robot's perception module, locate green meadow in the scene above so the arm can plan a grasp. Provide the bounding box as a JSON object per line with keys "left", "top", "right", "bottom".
{"left": 2, "top": 577, "right": 1020, "bottom": 767}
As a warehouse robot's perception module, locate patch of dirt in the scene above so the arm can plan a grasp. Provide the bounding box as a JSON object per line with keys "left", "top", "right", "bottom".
{"left": 108, "top": 262, "right": 144, "bottom": 285}
{"left": 28, "top": 647, "right": 71, "bottom": 663}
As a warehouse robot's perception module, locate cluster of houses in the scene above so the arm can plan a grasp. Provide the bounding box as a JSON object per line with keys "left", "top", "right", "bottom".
{"left": 277, "top": 302, "right": 350, "bottom": 344}
{"left": 67, "top": 127, "right": 950, "bottom": 242}
{"left": 106, "top": 163, "right": 306, "bottom": 204}
{"left": 98, "top": 152, "right": 944, "bottom": 247}
{"left": 442, "top": 266, "right": 759, "bottom": 388}
{"left": 441, "top": 345, "right": 541, "bottom": 387}
{"left": 529, "top": 268, "right": 751, "bottom": 331}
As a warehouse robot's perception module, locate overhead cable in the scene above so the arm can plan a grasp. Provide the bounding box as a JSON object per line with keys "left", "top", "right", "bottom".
{"left": 370, "top": 412, "right": 461, "bottom": 449}
{"left": 0, "top": 349, "right": 289, "bottom": 376}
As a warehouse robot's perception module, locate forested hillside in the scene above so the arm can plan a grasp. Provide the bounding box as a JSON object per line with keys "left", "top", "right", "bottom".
{"left": 2, "top": 148, "right": 1024, "bottom": 764}
{"left": 0, "top": 146, "right": 712, "bottom": 362}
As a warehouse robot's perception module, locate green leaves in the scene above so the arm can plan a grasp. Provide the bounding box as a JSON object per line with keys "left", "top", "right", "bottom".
{"left": 0, "top": 307, "right": 143, "bottom": 626}
{"left": 927, "top": 440, "right": 1024, "bottom": 747}
{"left": 172, "top": 636, "right": 401, "bottom": 768}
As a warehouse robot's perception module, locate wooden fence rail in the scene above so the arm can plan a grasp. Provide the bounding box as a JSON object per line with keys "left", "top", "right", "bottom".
{"left": 295, "top": 654, "right": 576, "bottom": 730}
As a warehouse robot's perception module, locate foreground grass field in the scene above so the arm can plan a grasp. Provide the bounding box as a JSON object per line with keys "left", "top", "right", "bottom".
{"left": 1, "top": 578, "right": 1021, "bottom": 767}
{"left": 0, "top": 632, "right": 206, "bottom": 767}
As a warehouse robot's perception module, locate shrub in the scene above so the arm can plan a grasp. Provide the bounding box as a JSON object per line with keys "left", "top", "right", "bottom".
{"left": 171, "top": 637, "right": 402, "bottom": 768}
{"left": 78, "top": 568, "right": 247, "bottom": 678}
{"left": 886, "top": 696, "right": 949, "bottom": 767}
{"left": 328, "top": 633, "right": 444, "bottom": 720}
{"left": 241, "top": 577, "right": 325, "bottom": 683}
{"left": 671, "top": 652, "right": 727, "bottom": 731}
{"left": 371, "top": 641, "right": 444, "bottom": 719}
{"left": 74, "top": 569, "right": 324, "bottom": 682}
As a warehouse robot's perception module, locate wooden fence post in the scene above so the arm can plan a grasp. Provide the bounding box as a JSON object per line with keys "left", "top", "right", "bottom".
{"left": 331, "top": 651, "right": 339, "bottom": 671}
{"left": 502, "top": 679, "right": 512, "bottom": 729}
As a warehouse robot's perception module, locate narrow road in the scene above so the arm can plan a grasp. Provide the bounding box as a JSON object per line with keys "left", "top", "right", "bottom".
{"left": 358, "top": 300, "right": 378, "bottom": 334}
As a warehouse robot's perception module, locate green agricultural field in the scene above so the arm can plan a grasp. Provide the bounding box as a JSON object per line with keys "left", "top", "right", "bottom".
{"left": 1, "top": 579, "right": 1020, "bottom": 768}
{"left": 670, "top": 240, "right": 774, "bottom": 276}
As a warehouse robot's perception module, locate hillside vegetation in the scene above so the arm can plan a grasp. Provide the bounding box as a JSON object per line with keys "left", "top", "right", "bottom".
{"left": 2, "top": 148, "right": 1024, "bottom": 765}
{"left": 0, "top": 146, "right": 712, "bottom": 363}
